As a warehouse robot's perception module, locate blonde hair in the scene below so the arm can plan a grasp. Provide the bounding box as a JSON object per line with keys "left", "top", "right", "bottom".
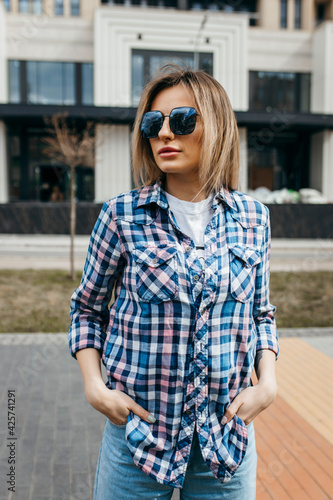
{"left": 132, "top": 64, "right": 239, "bottom": 195}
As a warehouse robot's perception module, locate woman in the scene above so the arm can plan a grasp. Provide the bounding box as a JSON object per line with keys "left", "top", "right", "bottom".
{"left": 69, "top": 65, "right": 279, "bottom": 500}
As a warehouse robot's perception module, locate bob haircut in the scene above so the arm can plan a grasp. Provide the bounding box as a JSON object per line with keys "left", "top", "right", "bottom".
{"left": 132, "top": 64, "right": 240, "bottom": 195}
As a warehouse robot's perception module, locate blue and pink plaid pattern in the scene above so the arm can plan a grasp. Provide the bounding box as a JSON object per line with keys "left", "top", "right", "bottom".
{"left": 69, "top": 180, "right": 279, "bottom": 489}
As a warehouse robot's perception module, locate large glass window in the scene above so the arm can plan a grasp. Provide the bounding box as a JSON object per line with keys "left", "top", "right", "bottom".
{"left": 316, "top": 4, "right": 325, "bottom": 26}
{"left": 8, "top": 128, "right": 95, "bottom": 202}
{"left": 82, "top": 63, "right": 93, "bottom": 105}
{"left": 71, "top": 0, "right": 80, "bottom": 16}
{"left": 249, "top": 71, "right": 311, "bottom": 113}
{"left": 4, "top": 0, "right": 10, "bottom": 11}
{"left": 19, "top": 0, "right": 43, "bottom": 14}
{"left": 26, "top": 62, "right": 75, "bottom": 105}
{"left": 9, "top": 60, "right": 93, "bottom": 105}
{"left": 280, "top": 0, "right": 287, "bottom": 28}
{"left": 9, "top": 134, "right": 21, "bottom": 201}
{"left": 131, "top": 49, "right": 213, "bottom": 105}
{"left": 188, "top": 0, "right": 257, "bottom": 13}
{"left": 101, "top": 0, "right": 178, "bottom": 6}
{"left": 295, "top": 0, "right": 302, "bottom": 29}
{"left": 248, "top": 131, "right": 310, "bottom": 192}
{"left": 9, "top": 61, "right": 21, "bottom": 104}
{"left": 55, "top": 0, "right": 64, "bottom": 15}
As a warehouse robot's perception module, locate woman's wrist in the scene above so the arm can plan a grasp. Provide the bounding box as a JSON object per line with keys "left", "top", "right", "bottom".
{"left": 256, "top": 378, "right": 278, "bottom": 404}
{"left": 84, "top": 376, "right": 108, "bottom": 408}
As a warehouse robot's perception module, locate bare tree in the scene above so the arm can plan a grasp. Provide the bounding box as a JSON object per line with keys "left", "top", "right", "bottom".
{"left": 42, "top": 113, "right": 96, "bottom": 280}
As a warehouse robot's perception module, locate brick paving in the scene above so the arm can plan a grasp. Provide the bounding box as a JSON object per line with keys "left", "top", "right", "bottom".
{"left": 0, "top": 331, "right": 332, "bottom": 500}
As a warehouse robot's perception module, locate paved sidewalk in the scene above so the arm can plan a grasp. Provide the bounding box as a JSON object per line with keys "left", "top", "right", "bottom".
{"left": 0, "top": 330, "right": 332, "bottom": 500}
{"left": 1, "top": 235, "right": 333, "bottom": 271}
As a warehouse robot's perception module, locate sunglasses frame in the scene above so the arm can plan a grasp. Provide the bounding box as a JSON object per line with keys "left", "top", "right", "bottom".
{"left": 140, "top": 106, "right": 200, "bottom": 139}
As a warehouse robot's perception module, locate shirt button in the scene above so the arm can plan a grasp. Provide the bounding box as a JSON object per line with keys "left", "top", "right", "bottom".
{"left": 152, "top": 258, "right": 158, "bottom": 264}
{"left": 185, "top": 246, "right": 191, "bottom": 253}
{"left": 193, "top": 275, "right": 200, "bottom": 281}
{"left": 185, "top": 409, "right": 192, "bottom": 416}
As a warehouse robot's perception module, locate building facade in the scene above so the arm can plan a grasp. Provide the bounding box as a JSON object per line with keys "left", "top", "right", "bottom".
{"left": 0, "top": 0, "right": 333, "bottom": 214}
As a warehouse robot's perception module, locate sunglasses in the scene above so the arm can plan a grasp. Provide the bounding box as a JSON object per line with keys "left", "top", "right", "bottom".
{"left": 140, "top": 106, "right": 200, "bottom": 139}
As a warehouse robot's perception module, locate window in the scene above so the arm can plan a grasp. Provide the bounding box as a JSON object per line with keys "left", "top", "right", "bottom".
{"left": 131, "top": 49, "right": 213, "bottom": 105}
{"left": 19, "top": 0, "right": 43, "bottom": 14}
{"left": 71, "top": 0, "right": 80, "bottom": 16}
{"left": 316, "top": 4, "right": 325, "bottom": 26}
{"left": 9, "top": 61, "right": 21, "bottom": 104}
{"left": 26, "top": 62, "right": 75, "bottom": 105}
{"left": 249, "top": 71, "right": 311, "bottom": 113}
{"left": 100, "top": 0, "right": 178, "bottom": 6}
{"left": 188, "top": 0, "right": 257, "bottom": 12}
{"left": 280, "top": 0, "right": 287, "bottom": 28}
{"left": 4, "top": 0, "right": 10, "bottom": 11}
{"left": 82, "top": 63, "right": 94, "bottom": 105}
{"left": 9, "top": 60, "right": 93, "bottom": 106}
{"left": 8, "top": 129, "right": 95, "bottom": 202}
{"left": 19, "top": 0, "right": 28, "bottom": 12}
{"left": 248, "top": 132, "right": 310, "bottom": 192}
{"left": 55, "top": 0, "right": 63, "bottom": 15}
{"left": 294, "top": 0, "right": 301, "bottom": 29}
{"left": 9, "top": 135, "right": 21, "bottom": 201}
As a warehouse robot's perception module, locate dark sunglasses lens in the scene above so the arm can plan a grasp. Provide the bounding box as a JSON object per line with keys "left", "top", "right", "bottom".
{"left": 140, "top": 111, "right": 163, "bottom": 139}
{"left": 170, "top": 107, "right": 197, "bottom": 135}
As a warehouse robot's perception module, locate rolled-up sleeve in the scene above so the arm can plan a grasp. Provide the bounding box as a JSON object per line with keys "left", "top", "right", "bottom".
{"left": 253, "top": 207, "right": 279, "bottom": 360}
{"left": 68, "top": 202, "right": 124, "bottom": 359}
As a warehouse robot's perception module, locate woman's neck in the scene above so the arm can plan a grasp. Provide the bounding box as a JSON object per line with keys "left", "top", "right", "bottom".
{"left": 164, "top": 175, "right": 207, "bottom": 202}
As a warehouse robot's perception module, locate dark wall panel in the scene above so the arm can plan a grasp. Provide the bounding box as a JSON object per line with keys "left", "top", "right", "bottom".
{"left": 268, "top": 204, "right": 333, "bottom": 238}
{"left": 0, "top": 203, "right": 332, "bottom": 238}
{"left": 0, "top": 203, "right": 103, "bottom": 235}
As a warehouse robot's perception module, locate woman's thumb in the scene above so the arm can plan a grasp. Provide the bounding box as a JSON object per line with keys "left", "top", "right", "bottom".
{"left": 221, "top": 400, "right": 241, "bottom": 425}
{"left": 129, "top": 401, "right": 157, "bottom": 424}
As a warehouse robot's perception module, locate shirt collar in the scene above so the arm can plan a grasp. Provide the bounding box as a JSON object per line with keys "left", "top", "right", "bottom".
{"left": 135, "top": 179, "right": 169, "bottom": 211}
{"left": 135, "top": 179, "right": 237, "bottom": 212}
{"left": 215, "top": 185, "right": 237, "bottom": 211}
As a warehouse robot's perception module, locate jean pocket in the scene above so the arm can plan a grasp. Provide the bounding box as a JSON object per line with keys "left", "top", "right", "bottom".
{"left": 108, "top": 418, "right": 127, "bottom": 429}
{"left": 132, "top": 244, "right": 179, "bottom": 304}
{"left": 228, "top": 245, "right": 261, "bottom": 303}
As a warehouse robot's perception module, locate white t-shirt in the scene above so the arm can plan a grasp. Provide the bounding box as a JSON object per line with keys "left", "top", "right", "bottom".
{"left": 165, "top": 191, "right": 215, "bottom": 269}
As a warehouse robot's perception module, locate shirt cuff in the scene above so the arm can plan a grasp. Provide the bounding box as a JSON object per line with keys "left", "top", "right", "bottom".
{"left": 69, "top": 328, "right": 105, "bottom": 360}
{"left": 256, "top": 325, "right": 279, "bottom": 360}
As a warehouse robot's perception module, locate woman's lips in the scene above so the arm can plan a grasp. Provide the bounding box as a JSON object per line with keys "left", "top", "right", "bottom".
{"left": 158, "top": 147, "right": 181, "bottom": 158}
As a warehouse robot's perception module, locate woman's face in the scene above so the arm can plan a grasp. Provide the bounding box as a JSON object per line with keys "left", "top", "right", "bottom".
{"left": 148, "top": 85, "right": 203, "bottom": 181}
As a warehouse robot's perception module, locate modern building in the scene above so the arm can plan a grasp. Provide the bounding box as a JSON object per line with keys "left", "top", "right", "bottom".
{"left": 0, "top": 0, "right": 332, "bottom": 232}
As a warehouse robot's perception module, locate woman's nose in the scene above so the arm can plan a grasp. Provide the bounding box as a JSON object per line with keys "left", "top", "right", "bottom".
{"left": 158, "top": 117, "right": 174, "bottom": 140}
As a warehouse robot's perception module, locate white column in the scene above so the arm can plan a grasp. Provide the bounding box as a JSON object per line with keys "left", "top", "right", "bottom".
{"left": 310, "top": 130, "right": 333, "bottom": 202}
{"left": 0, "top": 2, "right": 7, "bottom": 104}
{"left": 238, "top": 127, "right": 248, "bottom": 193}
{"left": 95, "top": 124, "right": 132, "bottom": 202}
{"left": 287, "top": 0, "right": 295, "bottom": 30}
{"left": 302, "top": 0, "right": 315, "bottom": 30}
{"left": 0, "top": 121, "right": 9, "bottom": 203}
{"left": 11, "top": 0, "right": 19, "bottom": 13}
{"left": 257, "top": 0, "right": 280, "bottom": 30}
{"left": 311, "top": 21, "right": 333, "bottom": 114}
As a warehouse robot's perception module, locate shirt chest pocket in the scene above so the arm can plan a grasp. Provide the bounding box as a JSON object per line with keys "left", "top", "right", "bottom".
{"left": 228, "top": 244, "right": 261, "bottom": 303}
{"left": 132, "top": 245, "right": 179, "bottom": 304}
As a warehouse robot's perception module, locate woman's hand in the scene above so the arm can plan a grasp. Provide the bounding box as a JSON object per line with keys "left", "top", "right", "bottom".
{"left": 221, "top": 381, "right": 277, "bottom": 427}
{"left": 222, "top": 348, "right": 278, "bottom": 426}
{"left": 85, "top": 378, "right": 156, "bottom": 426}
{"left": 75, "top": 348, "right": 156, "bottom": 426}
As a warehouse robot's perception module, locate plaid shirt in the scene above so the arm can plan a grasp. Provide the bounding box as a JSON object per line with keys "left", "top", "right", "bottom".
{"left": 69, "top": 180, "right": 279, "bottom": 489}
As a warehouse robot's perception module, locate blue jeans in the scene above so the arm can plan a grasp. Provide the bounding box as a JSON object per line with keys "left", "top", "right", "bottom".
{"left": 94, "top": 418, "right": 257, "bottom": 500}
